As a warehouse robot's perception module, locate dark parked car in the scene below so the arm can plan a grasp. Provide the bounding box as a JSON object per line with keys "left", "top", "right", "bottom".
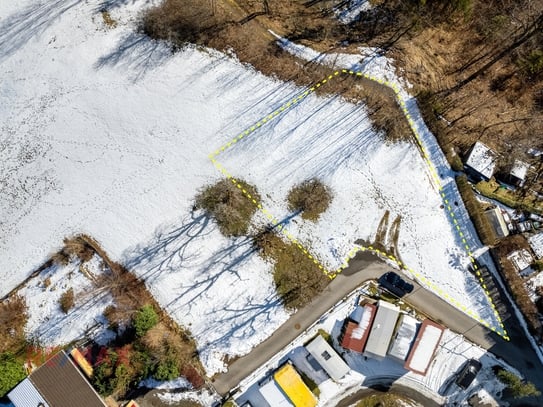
{"left": 378, "top": 272, "right": 414, "bottom": 297}
{"left": 455, "top": 359, "right": 482, "bottom": 389}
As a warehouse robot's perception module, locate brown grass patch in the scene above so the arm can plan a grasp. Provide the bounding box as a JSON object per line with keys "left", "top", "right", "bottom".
{"left": 493, "top": 234, "right": 542, "bottom": 337}
{"left": 0, "top": 295, "right": 28, "bottom": 354}
{"left": 254, "top": 229, "right": 329, "bottom": 309}
{"left": 51, "top": 250, "right": 70, "bottom": 266}
{"left": 287, "top": 178, "right": 332, "bottom": 221}
{"left": 195, "top": 178, "right": 260, "bottom": 237}
{"left": 141, "top": 322, "right": 198, "bottom": 371}
{"left": 59, "top": 288, "right": 75, "bottom": 313}
{"left": 101, "top": 10, "right": 117, "bottom": 28}
{"left": 63, "top": 236, "right": 94, "bottom": 263}
{"left": 456, "top": 175, "right": 498, "bottom": 246}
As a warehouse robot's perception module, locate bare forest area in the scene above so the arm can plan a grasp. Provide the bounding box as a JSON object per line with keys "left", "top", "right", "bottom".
{"left": 142, "top": 0, "right": 543, "bottom": 194}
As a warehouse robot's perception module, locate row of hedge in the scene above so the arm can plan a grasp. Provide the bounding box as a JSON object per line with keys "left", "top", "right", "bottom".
{"left": 475, "top": 179, "right": 543, "bottom": 215}
{"left": 455, "top": 175, "right": 498, "bottom": 246}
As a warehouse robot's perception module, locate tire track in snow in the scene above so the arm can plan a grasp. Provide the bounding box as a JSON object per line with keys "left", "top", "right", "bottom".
{"left": 209, "top": 69, "right": 508, "bottom": 339}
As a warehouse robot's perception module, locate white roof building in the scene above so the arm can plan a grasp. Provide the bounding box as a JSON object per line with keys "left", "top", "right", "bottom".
{"left": 404, "top": 319, "right": 445, "bottom": 375}
{"left": 306, "top": 334, "right": 350, "bottom": 381}
{"left": 510, "top": 160, "right": 529, "bottom": 183}
{"left": 387, "top": 314, "right": 420, "bottom": 362}
{"left": 529, "top": 232, "right": 543, "bottom": 259}
{"left": 507, "top": 249, "right": 534, "bottom": 272}
{"left": 258, "top": 378, "right": 292, "bottom": 407}
{"left": 465, "top": 141, "right": 498, "bottom": 180}
{"left": 364, "top": 300, "right": 400, "bottom": 360}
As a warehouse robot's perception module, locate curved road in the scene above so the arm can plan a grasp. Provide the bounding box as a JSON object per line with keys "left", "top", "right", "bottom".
{"left": 212, "top": 250, "right": 543, "bottom": 405}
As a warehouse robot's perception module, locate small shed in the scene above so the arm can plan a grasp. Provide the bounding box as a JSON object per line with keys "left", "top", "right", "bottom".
{"left": 305, "top": 335, "right": 350, "bottom": 381}
{"left": 484, "top": 207, "right": 509, "bottom": 238}
{"left": 364, "top": 300, "right": 400, "bottom": 361}
{"left": 529, "top": 232, "right": 543, "bottom": 259}
{"left": 274, "top": 364, "right": 317, "bottom": 407}
{"left": 465, "top": 142, "right": 498, "bottom": 181}
{"left": 507, "top": 160, "right": 530, "bottom": 188}
{"left": 70, "top": 348, "right": 93, "bottom": 378}
{"left": 387, "top": 314, "right": 420, "bottom": 362}
{"left": 507, "top": 249, "right": 534, "bottom": 272}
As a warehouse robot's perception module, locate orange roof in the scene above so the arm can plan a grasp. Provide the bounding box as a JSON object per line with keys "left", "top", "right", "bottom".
{"left": 70, "top": 348, "right": 94, "bottom": 378}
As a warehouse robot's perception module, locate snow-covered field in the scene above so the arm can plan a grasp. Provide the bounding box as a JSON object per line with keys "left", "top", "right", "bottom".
{"left": 216, "top": 40, "right": 500, "bottom": 330}
{"left": 235, "top": 289, "right": 508, "bottom": 407}
{"left": 1, "top": 0, "right": 294, "bottom": 374}
{"left": 1, "top": 0, "right": 501, "bottom": 376}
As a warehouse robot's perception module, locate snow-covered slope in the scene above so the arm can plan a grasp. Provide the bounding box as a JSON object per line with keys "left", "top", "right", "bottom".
{"left": 1, "top": 0, "right": 500, "bottom": 374}
{"left": 1, "top": 0, "right": 293, "bottom": 373}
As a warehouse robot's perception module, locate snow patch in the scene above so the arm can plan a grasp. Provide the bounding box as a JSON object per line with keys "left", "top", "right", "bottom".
{"left": 336, "top": 0, "right": 372, "bottom": 24}
{"left": 158, "top": 389, "right": 220, "bottom": 405}
{"left": 139, "top": 377, "right": 191, "bottom": 390}
{"left": 17, "top": 255, "right": 114, "bottom": 346}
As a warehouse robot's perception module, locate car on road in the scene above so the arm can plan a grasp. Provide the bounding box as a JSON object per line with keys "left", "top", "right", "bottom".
{"left": 455, "top": 359, "right": 482, "bottom": 389}
{"left": 378, "top": 271, "right": 414, "bottom": 298}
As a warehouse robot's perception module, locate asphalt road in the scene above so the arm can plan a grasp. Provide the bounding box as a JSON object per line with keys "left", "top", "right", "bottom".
{"left": 211, "top": 251, "right": 387, "bottom": 395}
{"left": 212, "top": 249, "right": 543, "bottom": 405}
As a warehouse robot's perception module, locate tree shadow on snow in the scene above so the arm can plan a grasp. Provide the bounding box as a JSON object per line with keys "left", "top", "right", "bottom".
{"left": 162, "top": 235, "right": 258, "bottom": 313}
{"left": 94, "top": 31, "right": 174, "bottom": 82}
{"left": 124, "top": 211, "right": 214, "bottom": 283}
{"left": 96, "top": 0, "right": 146, "bottom": 11}
{"left": 0, "top": 0, "right": 84, "bottom": 63}
{"left": 197, "top": 291, "right": 283, "bottom": 352}
{"left": 125, "top": 210, "right": 287, "bottom": 355}
{"left": 125, "top": 210, "right": 277, "bottom": 317}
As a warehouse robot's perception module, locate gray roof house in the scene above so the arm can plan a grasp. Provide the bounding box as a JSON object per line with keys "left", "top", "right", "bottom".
{"left": 8, "top": 350, "right": 106, "bottom": 407}
{"left": 465, "top": 142, "right": 498, "bottom": 181}
{"left": 387, "top": 314, "right": 420, "bottom": 362}
{"left": 306, "top": 334, "right": 350, "bottom": 381}
{"left": 364, "top": 300, "right": 400, "bottom": 360}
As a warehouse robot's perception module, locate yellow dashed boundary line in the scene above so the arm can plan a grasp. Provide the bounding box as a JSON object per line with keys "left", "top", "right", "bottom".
{"left": 208, "top": 70, "right": 508, "bottom": 340}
